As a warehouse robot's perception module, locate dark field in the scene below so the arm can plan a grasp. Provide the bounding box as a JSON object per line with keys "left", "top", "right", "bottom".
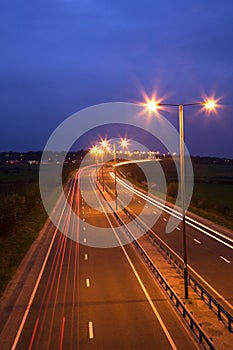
{"left": 0, "top": 163, "right": 76, "bottom": 295}
{"left": 0, "top": 165, "right": 46, "bottom": 295}
{"left": 0, "top": 159, "right": 232, "bottom": 296}
{"left": 0, "top": 164, "right": 39, "bottom": 183}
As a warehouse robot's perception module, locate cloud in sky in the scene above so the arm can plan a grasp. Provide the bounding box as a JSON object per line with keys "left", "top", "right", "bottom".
{"left": 0, "top": 0, "right": 233, "bottom": 156}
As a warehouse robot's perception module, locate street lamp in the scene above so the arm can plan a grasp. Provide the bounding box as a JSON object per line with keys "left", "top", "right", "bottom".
{"left": 90, "top": 145, "right": 98, "bottom": 175}
{"left": 120, "top": 138, "right": 129, "bottom": 150}
{"left": 113, "top": 138, "right": 130, "bottom": 210}
{"left": 99, "top": 139, "right": 110, "bottom": 192}
{"left": 145, "top": 96, "right": 218, "bottom": 299}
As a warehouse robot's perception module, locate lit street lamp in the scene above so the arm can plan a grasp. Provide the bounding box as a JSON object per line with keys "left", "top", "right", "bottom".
{"left": 96, "top": 138, "right": 129, "bottom": 209}
{"left": 114, "top": 138, "right": 129, "bottom": 210}
{"left": 145, "top": 96, "right": 218, "bottom": 299}
{"left": 99, "top": 139, "right": 111, "bottom": 192}
{"left": 90, "top": 145, "right": 98, "bottom": 175}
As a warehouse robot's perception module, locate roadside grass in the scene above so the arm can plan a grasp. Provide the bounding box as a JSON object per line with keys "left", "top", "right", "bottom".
{"left": 0, "top": 164, "right": 39, "bottom": 183}
{"left": 193, "top": 163, "right": 233, "bottom": 180}
{"left": 0, "top": 163, "right": 78, "bottom": 296}
{"left": 192, "top": 183, "right": 233, "bottom": 209}
{"left": 0, "top": 206, "right": 47, "bottom": 296}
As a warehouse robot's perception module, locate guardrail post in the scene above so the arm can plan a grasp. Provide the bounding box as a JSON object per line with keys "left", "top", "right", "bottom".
{"left": 194, "top": 280, "right": 197, "bottom": 293}
{"left": 217, "top": 306, "right": 221, "bottom": 320}
{"left": 109, "top": 189, "right": 232, "bottom": 339}
{"left": 229, "top": 318, "right": 232, "bottom": 332}
{"left": 190, "top": 319, "right": 194, "bottom": 330}
{"left": 199, "top": 331, "right": 203, "bottom": 344}
{"left": 201, "top": 289, "right": 204, "bottom": 300}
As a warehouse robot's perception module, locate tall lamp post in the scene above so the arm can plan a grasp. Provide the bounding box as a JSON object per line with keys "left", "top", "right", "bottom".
{"left": 113, "top": 138, "right": 129, "bottom": 210}
{"left": 146, "top": 97, "right": 218, "bottom": 299}
{"left": 100, "top": 139, "right": 110, "bottom": 192}
{"left": 113, "top": 143, "right": 118, "bottom": 210}
{"left": 90, "top": 146, "right": 98, "bottom": 176}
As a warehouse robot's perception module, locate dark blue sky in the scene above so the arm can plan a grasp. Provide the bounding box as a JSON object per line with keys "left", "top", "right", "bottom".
{"left": 1, "top": 0, "right": 233, "bottom": 157}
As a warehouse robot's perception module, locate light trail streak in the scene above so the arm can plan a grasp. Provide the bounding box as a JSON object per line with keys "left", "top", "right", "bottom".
{"left": 111, "top": 172, "right": 233, "bottom": 250}
{"left": 107, "top": 169, "right": 233, "bottom": 312}
{"left": 11, "top": 178, "right": 75, "bottom": 350}
{"left": 46, "top": 175, "right": 77, "bottom": 349}
{"left": 70, "top": 172, "right": 80, "bottom": 348}
{"left": 59, "top": 317, "right": 65, "bottom": 350}
{"left": 28, "top": 319, "right": 39, "bottom": 350}
{"left": 90, "top": 172, "right": 178, "bottom": 350}
{"left": 35, "top": 173, "right": 78, "bottom": 349}
{"left": 34, "top": 232, "right": 67, "bottom": 349}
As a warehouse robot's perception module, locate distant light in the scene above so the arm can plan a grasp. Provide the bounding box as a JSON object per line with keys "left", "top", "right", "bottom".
{"left": 203, "top": 98, "right": 217, "bottom": 111}
{"left": 97, "top": 149, "right": 104, "bottom": 155}
{"left": 120, "top": 138, "right": 129, "bottom": 148}
{"left": 146, "top": 100, "right": 160, "bottom": 112}
{"left": 90, "top": 145, "right": 98, "bottom": 154}
{"left": 100, "top": 139, "right": 109, "bottom": 148}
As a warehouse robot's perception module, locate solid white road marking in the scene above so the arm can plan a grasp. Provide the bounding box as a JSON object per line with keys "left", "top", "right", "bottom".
{"left": 86, "top": 278, "right": 90, "bottom": 287}
{"left": 193, "top": 238, "right": 201, "bottom": 244}
{"left": 11, "top": 181, "right": 76, "bottom": 350}
{"left": 113, "top": 228, "right": 177, "bottom": 349}
{"left": 109, "top": 171, "right": 233, "bottom": 312}
{"left": 220, "top": 256, "right": 230, "bottom": 264}
{"left": 93, "top": 182, "right": 178, "bottom": 350}
{"left": 85, "top": 254, "right": 88, "bottom": 260}
{"left": 88, "top": 321, "right": 94, "bottom": 339}
{"left": 114, "top": 173, "right": 233, "bottom": 250}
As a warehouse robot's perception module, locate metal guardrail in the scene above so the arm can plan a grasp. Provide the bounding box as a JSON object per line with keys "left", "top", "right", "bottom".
{"left": 122, "top": 205, "right": 233, "bottom": 333}
{"left": 115, "top": 170, "right": 233, "bottom": 250}
{"left": 99, "top": 183, "right": 216, "bottom": 350}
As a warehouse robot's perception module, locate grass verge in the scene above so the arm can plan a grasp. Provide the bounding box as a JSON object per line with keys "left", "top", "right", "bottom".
{"left": 0, "top": 205, "right": 47, "bottom": 296}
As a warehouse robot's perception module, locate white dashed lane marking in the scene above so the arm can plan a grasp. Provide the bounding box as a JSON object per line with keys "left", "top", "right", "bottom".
{"left": 88, "top": 321, "right": 94, "bottom": 339}
{"left": 220, "top": 256, "right": 230, "bottom": 264}
{"left": 86, "top": 278, "right": 90, "bottom": 287}
{"left": 193, "top": 238, "right": 201, "bottom": 244}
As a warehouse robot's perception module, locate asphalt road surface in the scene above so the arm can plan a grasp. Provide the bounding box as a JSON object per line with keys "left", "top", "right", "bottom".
{"left": 0, "top": 166, "right": 200, "bottom": 349}
{"left": 107, "top": 164, "right": 233, "bottom": 311}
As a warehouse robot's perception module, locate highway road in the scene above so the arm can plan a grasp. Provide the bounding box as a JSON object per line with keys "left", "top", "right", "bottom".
{"left": 106, "top": 164, "right": 233, "bottom": 311}
{"left": 0, "top": 166, "right": 200, "bottom": 349}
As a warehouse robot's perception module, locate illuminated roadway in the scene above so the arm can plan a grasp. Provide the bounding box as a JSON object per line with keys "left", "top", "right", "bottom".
{"left": 0, "top": 166, "right": 200, "bottom": 349}
{"left": 108, "top": 164, "right": 233, "bottom": 312}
